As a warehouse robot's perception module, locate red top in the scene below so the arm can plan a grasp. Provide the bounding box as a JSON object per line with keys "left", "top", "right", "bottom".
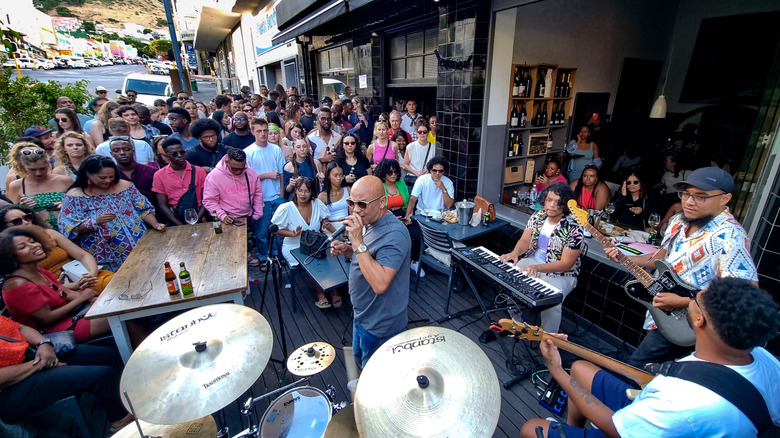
{"left": 0, "top": 316, "right": 28, "bottom": 369}
{"left": 578, "top": 187, "right": 596, "bottom": 210}
{"left": 387, "top": 193, "right": 405, "bottom": 210}
{"left": 2, "top": 269, "right": 70, "bottom": 333}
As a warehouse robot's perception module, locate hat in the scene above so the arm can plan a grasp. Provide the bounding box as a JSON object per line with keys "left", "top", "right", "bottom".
{"left": 674, "top": 167, "right": 734, "bottom": 193}
{"left": 96, "top": 86, "right": 107, "bottom": 92}
{"left": 23, "top": 126, "right": 54, "bottom": 137}
{"left": 240, "top": 86, "right": 251, "bottom": 93}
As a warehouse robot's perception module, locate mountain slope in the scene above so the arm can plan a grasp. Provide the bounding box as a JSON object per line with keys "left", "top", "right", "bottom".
{"left": 43, "top": 0, "right": 167, "bottom": 30}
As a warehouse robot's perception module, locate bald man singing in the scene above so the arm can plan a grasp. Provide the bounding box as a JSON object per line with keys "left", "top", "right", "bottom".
{"left": 330, "top": 176, "right": 412, "bottom": 367}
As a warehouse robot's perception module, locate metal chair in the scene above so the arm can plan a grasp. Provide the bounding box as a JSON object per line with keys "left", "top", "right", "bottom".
{"left": 413, "top": 221, "right": 457, "bottom": 313}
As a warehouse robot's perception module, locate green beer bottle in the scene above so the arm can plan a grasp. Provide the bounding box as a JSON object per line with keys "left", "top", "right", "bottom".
{"left": 212, "top": 211, "right": 223, "bottom": 234}
{"left": 179, "top": 262, "right": 193, "bottom": 296}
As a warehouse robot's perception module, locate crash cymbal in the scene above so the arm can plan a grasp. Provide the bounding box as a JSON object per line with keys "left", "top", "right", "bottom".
{"left": 287, "top": 342, "right": 336, "bottom": 376}
{"left": 354, "top": 326, "right": 500, "bottom": 438}
{"left": 120, "top": 304, "right": 273, "bottom": 424}
{"left": 113, "top": 415, "right": 217, "bottom": 438}
{"left": 324, "top": 405, "right": 359, "bottom": 438}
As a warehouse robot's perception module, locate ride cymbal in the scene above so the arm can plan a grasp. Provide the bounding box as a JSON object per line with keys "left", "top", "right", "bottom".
{"left": 112, "top": 415, "right": 217, "bottom": 438}
{"left": 287, "top": 342, "right": 336, "bottom": 376}
{"left": 354, "top": 326, "right": 500, "bottom": 438}
{"left": 120, "top": 304, "right": 273, "bottom": 424}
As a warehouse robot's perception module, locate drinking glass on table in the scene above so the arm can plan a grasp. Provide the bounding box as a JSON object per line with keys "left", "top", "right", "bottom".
{"left": 184, "top": 208, "right": 199, "bottom": 236}
{"left": 647, "top": 213, "right": 661, "bottom": 241}
{"left": 604, "top": 202, "right": 616, "bottom": 220}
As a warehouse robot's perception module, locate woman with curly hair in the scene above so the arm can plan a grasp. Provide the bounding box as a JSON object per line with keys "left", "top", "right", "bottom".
{"left": 52, "top": 131, "right": 95, "bottom": 181}
{"left": 5, "top": 143, "right": 72, "bottom": 229}
{"left": 90, "top": 100, "right": 120, "bottom": 146}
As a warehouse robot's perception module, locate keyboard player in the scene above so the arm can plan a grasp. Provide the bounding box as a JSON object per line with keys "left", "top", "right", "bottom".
{"left": 499, "top": 183, "right": 584, "bottom": 332}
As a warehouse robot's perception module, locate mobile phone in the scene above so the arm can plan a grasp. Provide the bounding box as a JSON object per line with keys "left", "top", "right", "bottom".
{"left": 233, "top": 220, "right": 245, "bottom": 226}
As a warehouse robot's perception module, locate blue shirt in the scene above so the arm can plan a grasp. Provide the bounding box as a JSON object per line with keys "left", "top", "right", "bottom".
{"left": 170, "top": 132, "right": 201, "bottom": 150}
{"left": 244, "top": 142, "right": 286, "bottom": 202}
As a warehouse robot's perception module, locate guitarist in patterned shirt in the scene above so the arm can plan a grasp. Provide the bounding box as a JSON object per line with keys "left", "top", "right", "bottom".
{"left": 604, "top": 167, "right": 757, "bottom": 368}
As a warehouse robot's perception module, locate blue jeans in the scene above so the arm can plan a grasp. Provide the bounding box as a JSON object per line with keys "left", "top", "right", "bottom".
{"left": 257, "top": 197, "right": 284, "bottom": 259}
{"left": 352, "top": 320, "right": 397, "bottom": 368}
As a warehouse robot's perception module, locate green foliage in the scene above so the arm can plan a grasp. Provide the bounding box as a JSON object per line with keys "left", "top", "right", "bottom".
{"left": 82, "top": 21, "right": 95, "bottom": 32}
{"left": 149, "top": 39, "right": 172, "bottom": 56}
{"left": 0, "top": 60, "right": 91, "bottom": 157}
{"left": 34, "top": 0, "right": 59, "bottom": 12}
{"left": 143, "top": 28, "right": 152, "bottom": 34}
{"left": 55, "top": 5, "right": 76, "bottom": 16}
{"left": 155, "top": 18, "right": 168, "bottom": 27}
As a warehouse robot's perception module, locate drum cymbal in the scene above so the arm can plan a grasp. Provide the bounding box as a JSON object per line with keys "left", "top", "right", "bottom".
{"left": 354, "top": 326, "right": 500, "bottom": 438}
{"left": 113, "top": 415, "right": 217, "bottom": 438}
{"left": 120, "top": 304, "right": 273, "bottom": 424}
{"left": 287, "top": 342, "right": 336, "bottom": 376}
{"left": 324, "top": 405, "right": 359, "bottom": 438}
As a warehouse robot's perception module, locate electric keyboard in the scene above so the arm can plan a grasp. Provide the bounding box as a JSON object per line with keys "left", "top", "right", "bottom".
{"left": 451, "top": 246, "right": 563, "bottom": 309}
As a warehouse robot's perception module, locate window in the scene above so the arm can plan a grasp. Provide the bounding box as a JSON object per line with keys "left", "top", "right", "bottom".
{"left": 318, "top": 43, "right": 355, "bottom": 102}
{"left": 389, "top": 28, "right": 438, "bottom": 82}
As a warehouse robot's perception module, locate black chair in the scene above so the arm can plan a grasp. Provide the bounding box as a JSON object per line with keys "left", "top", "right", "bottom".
{"left": 413, "top": 221, "right": 457, "bottom": 312}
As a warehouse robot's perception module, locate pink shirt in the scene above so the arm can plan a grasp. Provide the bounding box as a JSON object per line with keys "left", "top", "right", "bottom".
{"left": 536, "top": 173, "right": 568, "bottom": 192}
{"left": 152, "top": 162, "right": 207, "bottom": 206}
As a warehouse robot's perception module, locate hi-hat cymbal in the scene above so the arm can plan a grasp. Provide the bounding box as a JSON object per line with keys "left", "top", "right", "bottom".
{"left": 113, "top": 415, "right": 217, "bottom": 438}
{"left": 354, "top": 326, "right": 500, "bottom": 438}
{"left": 120, "top": 304, "right": 273, "bottom": 425}
{"left": 287, "top": 342, "right": 336, "bottom": 376}
{"left": 324, "top": 405, "right": 359, "bottom": 438}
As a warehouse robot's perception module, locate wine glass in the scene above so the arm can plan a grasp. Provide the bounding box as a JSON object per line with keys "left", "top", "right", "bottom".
{"left": 604, "top": 202, "right": 616, "bottom": 219}
{"left": 647, "top": 213, "right": 661, "bottom": 242}
{"left": 184, "top": 208, "right": 199, "bottom": 236}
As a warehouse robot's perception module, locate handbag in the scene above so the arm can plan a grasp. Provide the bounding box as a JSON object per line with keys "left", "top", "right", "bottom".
{"left": 300, "top": 230, "right": 328, "bottom": 259}
{"left": 172, "top": 166, "right": 199, "bottom": 219}
{"left": 474, "top": 195, "right": 496, "bottom": 222}
{"left": 60, "top": 259, "right": 90, "bottom": 283}
{"left": 42, "top": 330, "right": 76, "bottom": 355}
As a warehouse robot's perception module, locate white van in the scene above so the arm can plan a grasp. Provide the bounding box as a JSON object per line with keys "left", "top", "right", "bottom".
{"left": 2, "top": 56, "right": 39, "bottom": 69}
{"left": 117, "top": 73, "right": 173, "bottom": 105}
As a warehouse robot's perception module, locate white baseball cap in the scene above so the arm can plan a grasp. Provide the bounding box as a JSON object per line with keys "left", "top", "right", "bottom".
{"left": 96, "top": 86, "right": 107, "bottom": 92}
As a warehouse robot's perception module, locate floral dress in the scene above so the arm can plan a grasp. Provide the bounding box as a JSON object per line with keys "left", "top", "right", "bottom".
{"left": 58, "top": 184, "right": 153, "bottom": 272}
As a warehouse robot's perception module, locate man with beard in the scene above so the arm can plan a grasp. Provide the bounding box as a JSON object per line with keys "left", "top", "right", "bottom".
{"left": 307, "top": 107, "right": 340, "bottom": 164}
{"left": 222, "top": 112, "right": 255, "bottom": 149}
{"left": 49, "top": 96, "right": 92, "bottom": 127}
{"left": 167, "top": 107, "right": 200, "bottom": 150}
{"left": 604, "top": 167, "right": 757, "bottom": 367}
{"left": 136, "top": 104, "right": 172, "bottom": 136}
{"left": 187, "top": 119, "right": 229, "bottom": 173}
{"left": 109, "top": 137, "right": 159, "bottom": 212}
{"left": 300, "top": 97, "right": 316, "bottom": 133}
{"left": 250, "top": 94, "right": 264, "bottom": 117}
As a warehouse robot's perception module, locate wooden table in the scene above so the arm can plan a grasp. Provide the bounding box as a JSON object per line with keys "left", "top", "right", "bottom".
{"left": 86, "top": 222, "right": 247, "bottom": 362}
{"left": 412, "top": 215, "right": 509, "bottom": 241}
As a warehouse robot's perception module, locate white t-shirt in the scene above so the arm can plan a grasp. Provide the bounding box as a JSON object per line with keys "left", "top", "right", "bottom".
{"left": 410, "top": 173, "right": 454, "bottom": 214}
{"left": 612, "top": 347, "right": 780, "bottom": 437}
{"left": 95, "top": 139, "right": 155, "bottom": 165}
{"left": 270, "top": 199, "right": 330, "bottom": 267}
{"left": 400, "top": 113, "right": 422, "bottom": 141}
{"left": 244, "top": 142, "right": 286, "bottom": 202}
{"left": 405, "top": 141, "right": 435, "bottom": 173}
{"left": 533, "top": 219, "right": 556, "bottom": 263}
{"left": 308, "top": 130, "right": 340, "bottom": 160}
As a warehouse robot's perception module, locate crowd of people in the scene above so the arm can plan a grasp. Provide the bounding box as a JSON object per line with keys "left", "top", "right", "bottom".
{"left": 1, "top": 82, "right": 777, "bottom": 437}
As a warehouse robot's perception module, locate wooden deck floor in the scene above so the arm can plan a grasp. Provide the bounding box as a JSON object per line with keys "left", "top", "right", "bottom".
{"left": 19, "top": 260, "right": 631, "bottom": 438}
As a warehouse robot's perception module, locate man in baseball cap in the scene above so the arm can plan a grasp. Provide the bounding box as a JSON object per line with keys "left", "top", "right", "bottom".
{"left": 89, "top": 86, "right": 109, "bottom": 115}
{"left": 23, "top": 126, "right": 56, "bottom": 156}
{"left": 603, "top": 165, "right": 757, "bottom": 368}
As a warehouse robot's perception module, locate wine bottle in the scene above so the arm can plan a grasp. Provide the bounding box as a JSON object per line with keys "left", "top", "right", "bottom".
{"left": 536, "top": 69, "right": 545, "bottom": 98}
{"left": 510, "top": 102, "right": 519, "bottom": 128}
{"left": 511, "top": 189, "right": 518, "bottom": 205}
{"left": 541, "top": 103, "right": 548, "bottom": 126}
{"left": 512, "top": 67, "right": 521, "bottom": 97}
{"left": 548, "top": 131, "right": 553, "bottom": 149}
{"left": 524, "top": 70, "right": 533, "bottom": 99}
{"left": 558, "top": 102, "right": 565, "bottom": 124}
{"left": 550, "top": 103, "right": 558, "bottom": 125}
{"left": 520, "top": 102, "right": 527, "bottom": 128}
{"left": 518, "top": 69, "right": 527, "bottom": 98}
{"left": 554, "top": 72, "right": 562, "bottom": 98}
{"left": 513, "top": 133, "right": 520, "bottom": 156}
{"left": 507, "top": 133, "right": 514, "bottom": 156}
{"left": 544, "top": 69, "right": 553, "bottom": 99}
{"left": 563, "top": 73, "right": 571, "bottom": 98}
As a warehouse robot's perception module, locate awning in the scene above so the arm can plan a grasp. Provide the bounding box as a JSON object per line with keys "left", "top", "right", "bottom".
{"left": 270, "top": 0, "right": 346, "bottom": 45}
{"left": 193, "top": 6, "right": 242, "bottom": 51}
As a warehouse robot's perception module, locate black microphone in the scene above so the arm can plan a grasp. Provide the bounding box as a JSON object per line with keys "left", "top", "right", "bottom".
{"left": 328, "top": 223, "right": 347, "bottom": 241}
{"left": 269, "top": 224, "right": 279, "bottom": 233}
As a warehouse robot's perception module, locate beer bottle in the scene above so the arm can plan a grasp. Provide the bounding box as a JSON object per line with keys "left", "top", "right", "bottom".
{"left": 164, "top": 261, "right": 179, "bottom": 295}
{"left": 179, "top": 262, "right": 193, "bottom": 296}
{"left": 212, "top": 211, "right": 223, "bottom": 234}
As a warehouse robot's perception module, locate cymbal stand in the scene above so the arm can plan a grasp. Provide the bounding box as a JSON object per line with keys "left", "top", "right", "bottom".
{"left": 122, "top": 391, "right": 150, "bottom": 438}
{"left": 233, "top": 377, "right": 310, "bottom": 438}
{"left": 260, "top": 229, "right": 289, "bottom": 368}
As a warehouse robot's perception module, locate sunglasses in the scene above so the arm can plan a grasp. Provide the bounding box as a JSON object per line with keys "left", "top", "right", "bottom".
{"left": 346, "top": 195, "right": 384, "bottom": 210}
{"left": 234, "top": 117, "right": 248, "bottom": 121}
{"left": 430, "top": 168, "right": 445, "bottom": 174}
{"left": 20, "top": 148, "right": 45, "bottom": 156}
{"left": 167, "top": 151, "right": 185, "bottom": 157}
{"left": 417, "top": 130, "right": 428, "bottom": 134}
{"left": 626, "top": 180, "right": 640, "bottom": 185}
{"left": 386, "top": 170, "right": 397, "bottom": 176}
{"left": 6, "top": 213, "right": 34, "bottom": 226}
{"left": 97, "top": 90, "right": 107, "bottom": 93}
{"left": 56, "top": 118, "right": 69, "bottom": 122}
{"left": 343, "top": 141, "right": 356, "bottom": 145}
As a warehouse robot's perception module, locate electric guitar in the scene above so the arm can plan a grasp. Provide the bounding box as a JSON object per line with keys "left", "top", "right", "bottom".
{"left": 568, "top": 200, "right": 697, "bottom": 347}
{"left": 493, "top": 319, "right": 655, "bottom": 388}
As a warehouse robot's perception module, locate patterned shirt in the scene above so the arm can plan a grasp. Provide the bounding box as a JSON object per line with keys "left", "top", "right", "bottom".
{"left": 525, "top": 210, "right": 584, "bottom": 277}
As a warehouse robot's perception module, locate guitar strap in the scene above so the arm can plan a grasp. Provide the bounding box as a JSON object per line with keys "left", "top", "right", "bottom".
{"left": 653, "top": 360, "right": 771, "bottom": 433}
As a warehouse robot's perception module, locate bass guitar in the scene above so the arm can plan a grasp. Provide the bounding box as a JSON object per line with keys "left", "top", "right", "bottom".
{"left": 493, "top": 319, "right": 655, "bottom": 388}
{"left": 568, "top": 200, "right": 697, "bottom": 347}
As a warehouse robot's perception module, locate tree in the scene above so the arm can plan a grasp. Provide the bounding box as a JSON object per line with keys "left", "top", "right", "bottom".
{"left": 143, "top": 28, "right": 152, "bottom": 34}
{"left": 155, "top": 18, "right": 168, "bottom": 27}
{"left": 55, "top": 5, "right": 76, "bottom": 17}
{"left": 83, "top": 21, "right": 95, "bottom": 33}
{"left": 149, "top": 39, "right": 172, "bottom": 56}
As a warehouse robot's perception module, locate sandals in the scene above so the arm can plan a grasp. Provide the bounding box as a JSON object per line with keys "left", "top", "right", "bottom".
{"left": 332, "top": 295, "right": 344, "bottom": 308}
{"left": 259, "top": 261, "right": 268, "bottom": 272}
{"left": 315, "top": 298, "right": 332, "bottom": 309}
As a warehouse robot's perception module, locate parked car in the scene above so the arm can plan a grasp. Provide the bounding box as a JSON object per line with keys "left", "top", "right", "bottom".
{"left": 97, "top": 58, "right": 113, "bottom": 66}
{"left": 2, "top": 57, "right": 39, "bottom": 69}
{"left": 52, "top": 57, "right": 69, "bottom": 68}
{"left": 36, "top": 58, "right": 55, "bottom": 69}
{"left": 116, "top": 73, "right": 173, "bottom": 106}
{"left": 149, "top": 63, "right": 169, "bottom": 75}
{"left": 67, "top": 57, "right": 88, "bottom": 69}
{"left": 83, "top": 57, "right": 101, "bottom": 67}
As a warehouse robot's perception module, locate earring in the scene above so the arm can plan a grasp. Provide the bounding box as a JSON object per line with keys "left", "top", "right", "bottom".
{"left": 87, "top": 180, "right": 92, "bottom": 192}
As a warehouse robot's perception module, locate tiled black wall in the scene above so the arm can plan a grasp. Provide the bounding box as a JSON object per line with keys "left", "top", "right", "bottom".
{"left": 436, "top": 1, "right": 490, "bottom": 201}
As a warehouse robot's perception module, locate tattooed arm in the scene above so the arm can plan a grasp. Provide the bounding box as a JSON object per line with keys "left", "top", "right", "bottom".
{"left": 539, "top": 339, "right": 621, "bottom": 438}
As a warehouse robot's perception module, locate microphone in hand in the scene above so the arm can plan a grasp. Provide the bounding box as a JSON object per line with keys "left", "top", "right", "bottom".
{"left": 328, "top": 223, "right": 347, "bottom": 241}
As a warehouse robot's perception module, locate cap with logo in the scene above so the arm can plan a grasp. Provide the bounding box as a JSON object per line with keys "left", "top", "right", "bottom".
{"left": 674, "top": 167, "right": 734, "bottom": 194}
{"left": 23, "top": 126, "right": 54, "bottom": 137}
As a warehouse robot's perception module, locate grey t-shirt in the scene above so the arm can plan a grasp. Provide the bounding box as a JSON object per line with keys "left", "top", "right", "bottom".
{"left": 350, "top": 211, "right": 411, "bottom": 337}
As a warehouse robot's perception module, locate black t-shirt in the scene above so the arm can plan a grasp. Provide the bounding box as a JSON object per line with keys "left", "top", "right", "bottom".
{"left": 222, "top": 131, "right": 256, "bottom": 149}
{"left": 337, "top": 156, "right": 371, "bottom": 185}
{"left": 300, "top": 114, "right": 316, "bottom": 134}
{"left": 153, "top": 120, "right": 173, "bottom": 136}
{"left": 613, "top": 193, "right": 657, "bottom": 229}
{"left": 186, "top": 143, "right": 230, "bottom": 169}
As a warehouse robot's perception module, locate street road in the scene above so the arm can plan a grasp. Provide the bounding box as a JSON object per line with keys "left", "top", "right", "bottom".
{"left": 20, "top": 64, "right": 217, "bottom": 102}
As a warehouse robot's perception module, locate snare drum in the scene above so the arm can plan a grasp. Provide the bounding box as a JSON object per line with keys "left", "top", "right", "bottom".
{"left": 260, "top": 386, "right": 332, "bottom": 438}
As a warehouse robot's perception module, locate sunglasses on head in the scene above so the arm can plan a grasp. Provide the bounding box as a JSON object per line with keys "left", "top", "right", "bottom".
{"left": 346, "top": 195, "right": 384, "bottom": 210}
{"left": 20, "top": 148, "right": 45, "bottom": 156}
{"left": 6, "top": 213, "right": 34, "bottom": 226}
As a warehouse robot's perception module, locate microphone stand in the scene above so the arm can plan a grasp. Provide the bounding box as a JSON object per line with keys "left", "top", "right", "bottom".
{"left": 260, "top": 227, "right": 289, "bottom": 371}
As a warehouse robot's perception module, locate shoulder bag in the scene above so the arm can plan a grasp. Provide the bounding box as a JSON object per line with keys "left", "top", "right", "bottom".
{"left": 172, "top": 166, "right": 199, "bottom": 220}
{"left": 300, "top": 230, "right": 328, "bottom": 259}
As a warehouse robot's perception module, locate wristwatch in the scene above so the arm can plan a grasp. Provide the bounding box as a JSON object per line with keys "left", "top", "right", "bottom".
{"left": 355, "top": 243, "right": 368, "bottom": 255}
{"left": 36, "top": 339, "right": 53, "bottom": 348}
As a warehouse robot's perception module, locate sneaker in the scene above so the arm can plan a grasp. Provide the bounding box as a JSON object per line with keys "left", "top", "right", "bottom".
{"left": 248, "top": 254, "right": 260, "bottom": 267}
{"left": 411, "top": 261, "right": 426, "bottom": 278}
{"left": 347, "top": 378, "right": 359, "bottom": 393}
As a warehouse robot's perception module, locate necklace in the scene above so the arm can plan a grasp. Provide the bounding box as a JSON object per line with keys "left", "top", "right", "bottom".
{"left": 386, "top": 184, "right": 399, "bottom": 196}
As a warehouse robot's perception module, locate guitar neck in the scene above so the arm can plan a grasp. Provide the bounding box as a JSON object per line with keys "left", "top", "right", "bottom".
{"left": 584, "top": 223, "right": 655, "bottom": 288}
{"left": 542, "top": 332, "right": 655, "bottom": 387}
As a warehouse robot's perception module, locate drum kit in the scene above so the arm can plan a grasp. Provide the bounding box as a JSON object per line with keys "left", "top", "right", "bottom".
{"left": 118, "top": 304, "right": 501, "bottom": 438}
